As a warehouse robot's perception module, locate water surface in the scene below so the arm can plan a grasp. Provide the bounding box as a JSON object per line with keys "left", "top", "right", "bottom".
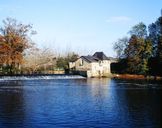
{"left": 0, "top": 77, "right": 161, "bottom": 128}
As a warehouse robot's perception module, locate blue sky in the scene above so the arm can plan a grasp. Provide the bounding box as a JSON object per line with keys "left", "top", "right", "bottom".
{"left": 0, "top": 0, "right": 161, "bottom": 56}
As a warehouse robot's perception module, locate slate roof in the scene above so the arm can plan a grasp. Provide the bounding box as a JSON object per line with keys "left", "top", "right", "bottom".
{"left": 79, "top": 52, "right": 114, "bottom": 63}
{"left": 81, "top": 55, "right": 99, "bottom": 63}
{"left": 93, "top": 52, "right": 110, "bottom": 60}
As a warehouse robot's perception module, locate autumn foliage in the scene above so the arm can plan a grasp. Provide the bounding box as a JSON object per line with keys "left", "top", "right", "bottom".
{"left": 0, "top": 18, "right": 35, "bottom": 74}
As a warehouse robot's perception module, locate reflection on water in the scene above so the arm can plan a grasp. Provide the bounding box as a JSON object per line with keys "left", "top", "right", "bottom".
{"left": 74, "top": 78, "right": 111, "bottom": 98}
{"left": 0, "top": 81, "right": 25, "bottom": 127}
{"left": 0, "top": 78, "right": 161, "bottom": 128}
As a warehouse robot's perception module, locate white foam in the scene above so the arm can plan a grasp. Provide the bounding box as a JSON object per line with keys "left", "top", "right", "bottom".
{"left": 0, "top": 75, "right": 85, "bottom": 81}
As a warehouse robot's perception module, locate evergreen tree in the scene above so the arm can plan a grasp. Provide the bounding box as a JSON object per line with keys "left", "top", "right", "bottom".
{"left": 124, "top": 23, "right": 152, "bottom": 75}
{"left": 148, "top": 12, "right": 162, "bottom": 75}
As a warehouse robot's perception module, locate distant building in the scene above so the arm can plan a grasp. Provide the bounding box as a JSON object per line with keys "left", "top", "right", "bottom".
{"left": 69, "top": 52, "right": 116, "bottom": 77}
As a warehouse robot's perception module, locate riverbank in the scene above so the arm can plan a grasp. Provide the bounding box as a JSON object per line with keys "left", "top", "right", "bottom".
{"left": 113, "top": 74, "right": 162, "bottom": 80}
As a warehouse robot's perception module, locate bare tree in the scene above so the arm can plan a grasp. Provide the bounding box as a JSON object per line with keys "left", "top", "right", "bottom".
{"left": 23, "top": 47, "right": 57, "bottom": 74}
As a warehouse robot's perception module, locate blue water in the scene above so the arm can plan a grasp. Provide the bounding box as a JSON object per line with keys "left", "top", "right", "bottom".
{"left": 0, "top": 77, "right": 161, "bottom": 128}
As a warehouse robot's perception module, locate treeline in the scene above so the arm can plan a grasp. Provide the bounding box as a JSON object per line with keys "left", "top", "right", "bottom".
{"left": 0, "top": 18, "right": 78, "bottom": 75}
{"left": 113, "top": 10, "right": 162, "bottom": 76}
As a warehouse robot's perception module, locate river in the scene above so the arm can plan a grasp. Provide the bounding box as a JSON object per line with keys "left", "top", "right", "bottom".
{"left": 0, "top": 76, "right": 161, "bottom": 128}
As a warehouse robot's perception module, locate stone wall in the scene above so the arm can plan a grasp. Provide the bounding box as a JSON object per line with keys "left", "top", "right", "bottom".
{"left": 90, "top": 60, "right": 111, "bottom": 77}
{"left": 75, "top": 58, "right": 92, "bottom": 71}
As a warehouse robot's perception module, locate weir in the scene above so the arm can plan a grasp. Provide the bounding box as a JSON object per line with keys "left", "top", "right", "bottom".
{"left": 0, "top": 74, "right": 85, "bottom": 81}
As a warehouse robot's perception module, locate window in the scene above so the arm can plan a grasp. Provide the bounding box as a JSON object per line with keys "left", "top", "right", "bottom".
{"left": 99, "top": 61, "right": 102, "bottom": 66}
{"left": 80, "top": 59, "right": 84, "bottom": 66}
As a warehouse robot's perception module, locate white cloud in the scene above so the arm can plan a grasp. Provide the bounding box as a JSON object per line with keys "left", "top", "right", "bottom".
{"left": 106, "top": 16, "right": 132, "bottom": 23}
